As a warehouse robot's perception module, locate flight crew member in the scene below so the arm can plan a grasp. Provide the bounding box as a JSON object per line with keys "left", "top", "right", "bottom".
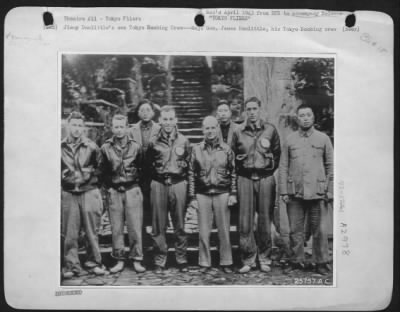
{"left": 216, "top": 99, "right": 240, "bottom": 148}
{"left": 61, "top": 111, "right": 106, "bottom": 278}
{"left": 232, "top": 96, "right": 281, "bottom": 274}
{"left": 100, "top": 114, "right": 146, "bottom": 273}
{"left": 279, "top": 104, "right": 333, "bottom": 275}
{"left": 147, "top": 105, "right": 191, "bottom": 273}
{"left": 188, "top": 116, "right": 237, "bottom": 273}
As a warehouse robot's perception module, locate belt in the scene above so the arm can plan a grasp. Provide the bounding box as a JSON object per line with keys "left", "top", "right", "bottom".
{"left": 238, "top": 171, "right": 273, "bottom": 181}
{"left": 111, "top": 182, "right": 139, "bottom": 192}
{"left": 153, "top": 174, "right": 185, "bottom": 186}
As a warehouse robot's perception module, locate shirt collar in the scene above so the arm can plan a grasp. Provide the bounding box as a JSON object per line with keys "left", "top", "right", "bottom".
{"left": 299, "top": 126, "right": 315, "bottom": 137}
{"left": 202, "top": 136, "right": 222, "bottom": 150}
{"left": 245, "top": 119, "right": 263, "bottom": 131}
{"left": 159, "top": 127, "right": 178, "bottom": 141}
{"left": 140, "top": 120, "right": 153, "bottom": 129}
{"left": 61, "top": 136, "right": 87, "bottom": 147}
{"left": 219, "top": 121, "right": 231, "bottom": 129}
{"left": 106, "top": 135, "right": 132, "bottom": 146}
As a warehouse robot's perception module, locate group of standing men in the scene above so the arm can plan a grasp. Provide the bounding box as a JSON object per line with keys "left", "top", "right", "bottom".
{"left": 61, "top": 96, "right": 333, "bottom": 279}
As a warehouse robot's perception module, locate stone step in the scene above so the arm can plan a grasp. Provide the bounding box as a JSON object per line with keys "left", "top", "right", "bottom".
{"left": 93, "top": 244, "right": 240, "bottom": 256}
{"left": 174, "top": 109, "right": 210, "bottom": 114}
{"left": 177, "top": 123, "right": 203, "bottom": 130}
{"left": 170, "top": 86, "right": 206, "bottom": 90}
{"left": 172, "top": 100, "right": 207, "bottom": 105}
{"left": 178, "top": 129, "right": 203, "bottom": 136}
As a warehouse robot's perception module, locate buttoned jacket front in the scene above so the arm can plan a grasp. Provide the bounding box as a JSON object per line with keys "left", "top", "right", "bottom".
{"left": 61, "top": 136, "right": 102, "bottom": 192}
{"left": 218, "top": 121, "right": 240, "bottom": 149}
{"left": 128, "top": 120, "right": 161, "bottom": 146}
{"left": 100, "top": 135, "right": 143, "bottom": 188}
{"left": 232, "top": 120, "right": 281, "bottom": 177}
{"left": 279, "top": 127, "right": 334, "bottom": 200}
{"left": 147, "top": 128, "right": 191, "bottom": 179}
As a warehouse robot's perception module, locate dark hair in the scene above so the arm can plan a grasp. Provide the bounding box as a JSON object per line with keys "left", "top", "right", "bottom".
{"left": 296, "top": 104, "right": 314, "bottom": 114}
{"left": 244, "top": 96, "right": 261, "bottom": 107}
{"left": 216, "top": 99, "right": 230, "bottom": 109}
{"left": 160, "top": 105, "right": 176, "bottom": 115}
{"left": 137, "top": 99, "right": 154, "bottom": 112}
{"left": 67, "top": 111, "right": 85, "bottom": 123}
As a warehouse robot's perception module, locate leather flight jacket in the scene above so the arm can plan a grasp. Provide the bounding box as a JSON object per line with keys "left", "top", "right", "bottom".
{"left": 100, "top": 135, "right": 143, "bottom": 191}
{"left": 232, "top": 120, "right": 281, "bottom": 180}
{"left": 188, "top": 138, "right": 237, "bottom": 200}
{"left": 61, "top": 136, "right": 102, "bottom": 193}
{"left": 147, "top": 128, "right": 191, "bottom": 185}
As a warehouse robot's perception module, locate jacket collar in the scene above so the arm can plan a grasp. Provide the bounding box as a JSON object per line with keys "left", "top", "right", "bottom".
{"left": 219, "top": 120, "right": 232, "bottom": 128}
{"left": 105, "top": 135, "right": 133, "bottom": 146}
{"left": 201, "top": 136, "right": 222, "bottom": 150}
{"left": 61, "top": 135, "right": 89, "bottom": 147}
{"left": 299, "top": 126, "right": 315, "bottom": 138}
{"left": 139, "top": 120, "right": 153, "bottom": 129}
{"left": 158, "top": 127, "right": 178, "bottom": 141}
{"left": 244, "top": 119, "right": 263, "bottom": 131}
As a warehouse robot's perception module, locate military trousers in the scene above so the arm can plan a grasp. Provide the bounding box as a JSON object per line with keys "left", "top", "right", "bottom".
{"left": 108, "top": 186, "right": 143, "bottom": 261}
{"left": 61, "top": 188, "right": 103, "bottom": 271}
{"left": 197, "top": 193, "right": 233, "bottom": 267}
{"left": 287, "top": 199, "right": 329, "bottom": 264}
{"left": 238, "top": 175, "right": 276, "bottom": 266}
{"left": 150, "top": 180, "right": 188, "bottom": 267}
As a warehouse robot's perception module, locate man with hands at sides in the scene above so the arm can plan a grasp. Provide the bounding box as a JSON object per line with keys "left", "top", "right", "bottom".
{"left": 279, "top": 104, "right": 333, "bottom": 275}
{"left": 189, "top": 116, "right": 237, "bottom": 273}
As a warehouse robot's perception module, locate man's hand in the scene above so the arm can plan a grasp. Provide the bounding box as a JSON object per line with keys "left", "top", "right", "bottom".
{"left": 190, "top": 199, "right": 199, "bottom": 210}
{"left": 325, "top": 192, "right": 333, "bottom": 202}
{"left": 228, "top": 195, "right": 237, "bottom": 206}
{"left": 281, "top": 195, "right": 290, "bottom": 204}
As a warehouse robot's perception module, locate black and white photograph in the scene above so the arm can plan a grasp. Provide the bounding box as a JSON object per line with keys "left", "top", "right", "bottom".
{"left": 4, "top": 6, "right": 393, "bottom": 309}
{"left": 60, "top": 54, "right": 335, "bottom": 286}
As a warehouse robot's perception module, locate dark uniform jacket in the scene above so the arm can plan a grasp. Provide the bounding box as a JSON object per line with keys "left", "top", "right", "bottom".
{"left": 279, "top": 127, "right": 334, "bottom": 200}
{"left": 128, "top": 120, "right": 161, "bottom": 148}
{"left": 232, "top": 119, "right": 281, "bottom": 179}
{"left": 218, "top": 121, "right": 240, "bottom": 148}
{"left": 100, "top": 135, "right": 143, "bottom": 190}
{"left": 188, "top": 138, "right": 237, "bottom": 200}
{"left": 61, "top": 136, "right": 102, "bottom": 193}
{"left": 147, "top": 128, "right": 191, "bottom": 184}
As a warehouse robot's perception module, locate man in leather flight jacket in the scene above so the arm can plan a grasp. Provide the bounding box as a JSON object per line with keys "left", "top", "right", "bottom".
{"left": 231, "top": 96, "right": 281, "bottom": 274}
{"left": 279, "top": 104, "right": 333, "bottom": 275}
{"left": 188, "top": 116, "right": 237, "bottom": 273}
{"left": 61, "top": 112, "right": 106, "bottom": 278}
{"left": 100, "top": 114, "right": 146, "bottom": 274}
{"left": 146, "top": 105, "right": 191, "bottom": 273}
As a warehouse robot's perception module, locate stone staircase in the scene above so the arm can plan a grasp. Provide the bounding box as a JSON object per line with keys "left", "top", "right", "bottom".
{"left": 170, "top": 64, "right": 212, "bottom": 143}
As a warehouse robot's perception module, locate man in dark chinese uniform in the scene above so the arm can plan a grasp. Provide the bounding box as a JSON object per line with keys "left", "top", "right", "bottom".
{"left": 129, "top": 99, "right": 161, "bottom": 226}
{"left": 232, "top": 97, "right": 281, "bottom": 274}
{"left": 147, "top": 105, "right": 191, "bottom": 273}
{"left": 188, "top": 116, "right": 237, "bottom": 273}
{"left": 216, "top": 99, "right": 240, "bottom": 148}
{"left": 279, "top": 104, "right": 333, "bottom": 275}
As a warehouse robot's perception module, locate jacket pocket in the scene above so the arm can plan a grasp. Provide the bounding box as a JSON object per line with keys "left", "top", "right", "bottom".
{"left": 287, "top": 177, "right": 296, "bottom": 195}
{"left": 254, "top": 151, "right": 274, "bottom": 170}
{"left": 316, "top": 179, "right": 326, "bottom": 195}
{"left": 289, "top": 146, "right": 300, "bottom": 159}
{"left": 312, "top": 144, "right": 324, "bottom": 158}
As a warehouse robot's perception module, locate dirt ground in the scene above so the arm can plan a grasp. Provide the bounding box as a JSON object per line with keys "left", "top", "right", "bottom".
{"left": 61, "top": 246, "right": 333, "bottom": 287}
